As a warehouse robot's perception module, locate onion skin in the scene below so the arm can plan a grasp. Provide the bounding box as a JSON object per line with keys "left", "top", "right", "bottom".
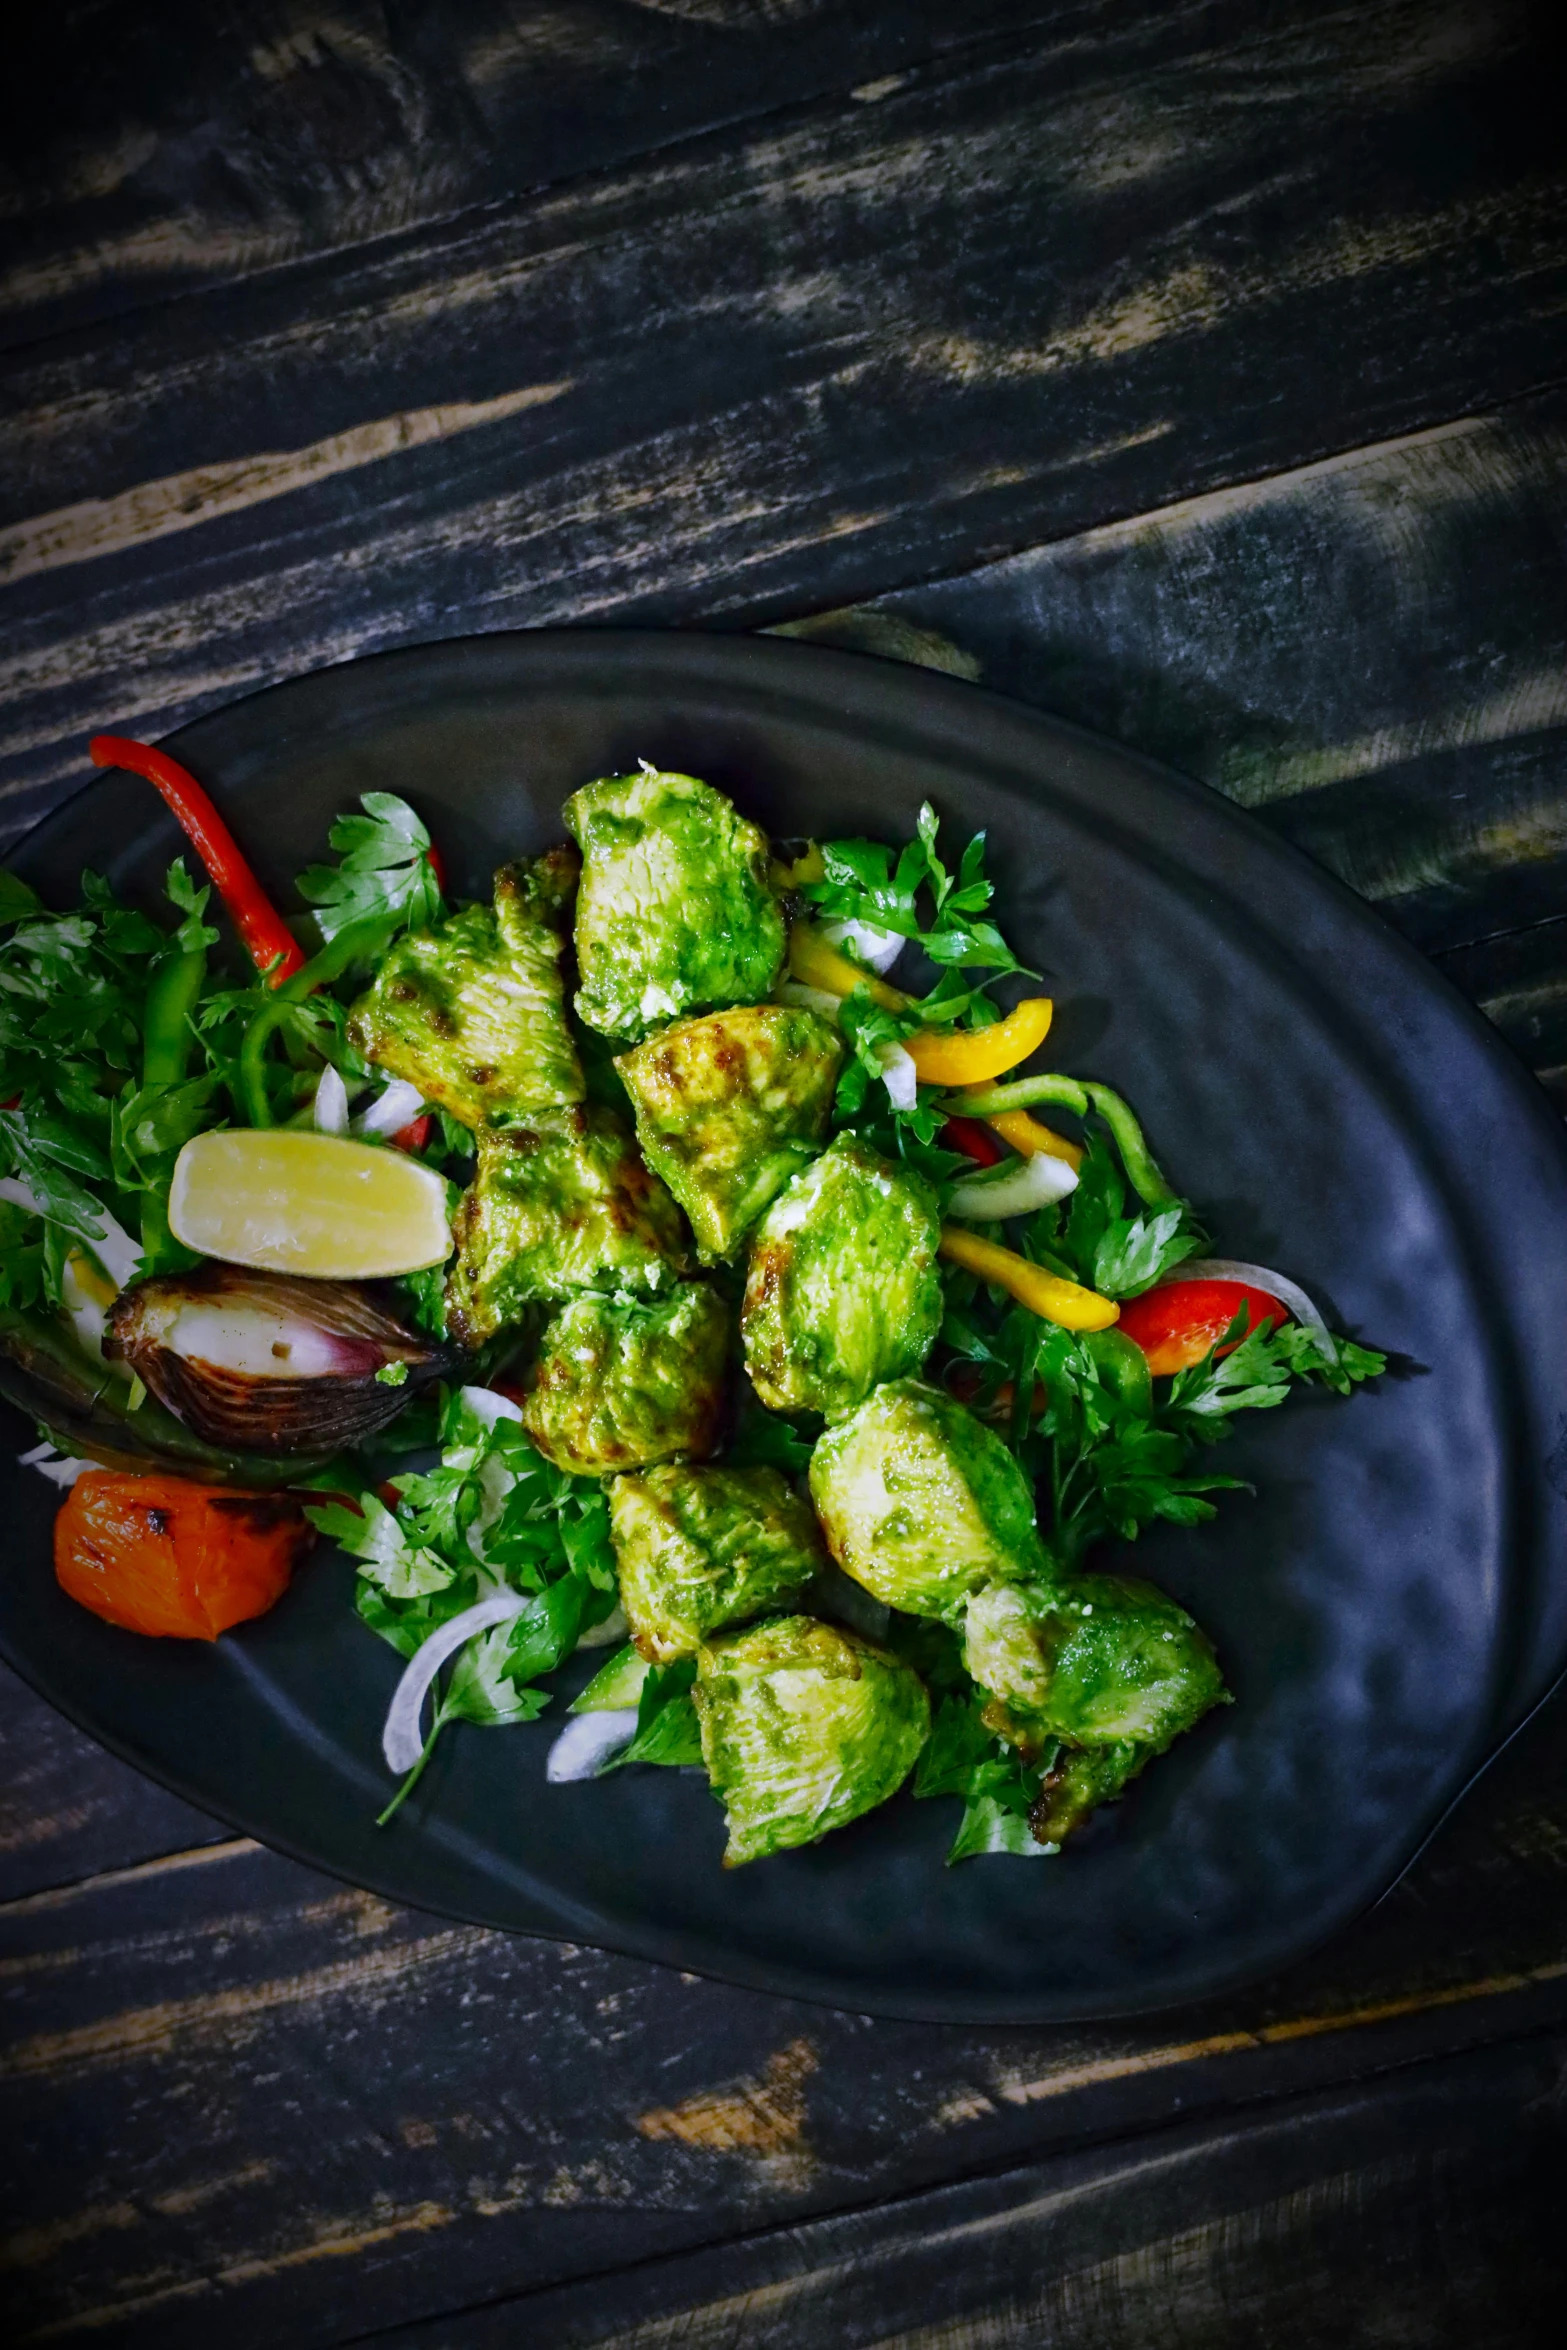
{"left": 107, "top": 1265, "right": 456, "bottom": 1455}
{"left": 54, "top": 1472, "right": 312, "bottom": 1640}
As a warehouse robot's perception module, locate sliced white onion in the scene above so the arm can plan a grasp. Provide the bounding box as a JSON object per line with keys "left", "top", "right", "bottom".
{"left": 19, "top": 1440, "right": 92, "bottom": 1489}
{"left": 948, "top": 1152, "right": 1079, "bottom": 1220}
{"left": 778, "top": 980, "right": 844, "bottom": 1020}
{"left": 355, "top": 1079, "right": 426, "bottom": 1140}
{"left": 61, "top": 1249, "right": 115, "bottom": 1364}
{"left": 459, "top": 1384, "right": 525, "bottom": 1430}
{"left": 821, "top": 916, "right": 905, "bottom": 975}
{"left": 577, "top": 1600, "right": 628, "bottom": 1651}
{"left": 0, "top": 1176, "right": 141, "bottom": 1292}
{"left": 312, "top": 1064, "right": 350, "bottom": 1135}
{"left": 545, "top": 1709, "right": 639, "bottom": 1782}
{"left": 877, "top": 1039, "right": 918, "bottom": 1111}
{"left": 1168, "top": 1259, "right": 1337, "bottom": 1365}
{"left": 382, "top": 1594, "right": 530, "bottom": 1772}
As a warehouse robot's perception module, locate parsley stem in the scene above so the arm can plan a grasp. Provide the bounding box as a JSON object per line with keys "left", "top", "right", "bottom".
{"left": 376, "top": 1701, "right": 448, "bottom": 1827}
{"left": 238, "top": 911, "right": 392, "bottom": 1128}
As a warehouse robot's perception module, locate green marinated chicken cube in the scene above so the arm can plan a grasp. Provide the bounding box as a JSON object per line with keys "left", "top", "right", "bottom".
{"left": 609, "top": 1463, "right": 827, "bottom": 1661}
{"left": 694, "top": 1615, "right": 930, "bottom": 1866}
{"left": 522, "top": 1282, "right": 728, "bottom": 1475}
{"left": 809, "top": 1380, "right": 1048, "bottom": 1620}
{"left": 348, "top": 850, "right": 583, "bottom": 1129}
{"left": 444, "top": 1105, "right": 685, "bottom": 1347}
{"left": 564, "top": 768, "right": 787, "bottom": 1041}
{"left": 742, "top": 1134, "right": 942, "bottom": 1420}
{"left": 961, "top": 1574, "right": 1226, "bottom": 1755}
{"left": 616, "top": 1005, "right": 842, "bottom": 1263}
{"left": 1028, "top": 1741, "right": 1149, "bottom": 1847}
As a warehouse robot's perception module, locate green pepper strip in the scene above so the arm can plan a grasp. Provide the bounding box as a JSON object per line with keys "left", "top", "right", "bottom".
{"left": 237, "top": 912, "right": 391, "bottom": 1130}
{"left": 139, "top": 947, "right": 207, "bottom": 1261}
{"left": 144, "top": 949, "right": 206, "bottom": 1089}
{"left": 936, "top": 1074, "right": 1178, "bottom": 1208}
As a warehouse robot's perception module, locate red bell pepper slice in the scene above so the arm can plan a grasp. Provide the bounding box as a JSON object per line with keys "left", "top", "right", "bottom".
{"left": 943, "top": 1114, "right": 1007, "bottom": 1168}
{"left": 1116, "top": 1279, "right": 1288, "bottom": 1376}
{"left": 90, "top": 734, "right": 305, "bottom": 986}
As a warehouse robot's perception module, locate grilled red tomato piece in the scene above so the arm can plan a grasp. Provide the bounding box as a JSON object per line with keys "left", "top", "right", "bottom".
{"left": 54, "top": 1472, "right": 312, "bottom": 1639}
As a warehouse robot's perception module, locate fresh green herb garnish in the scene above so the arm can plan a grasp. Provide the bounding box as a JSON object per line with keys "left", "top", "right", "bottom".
{"left": 599, "top": 1658, "right": 705, "bottom": 1772}
{"left": 804, "top": 803, "right": 1032, "bottom": 984}
{"left": 296, "top": 793, "right": 444, "bottom": 942}
{"left": 308, "top": 1388, "right": 620, "bottom": 1818}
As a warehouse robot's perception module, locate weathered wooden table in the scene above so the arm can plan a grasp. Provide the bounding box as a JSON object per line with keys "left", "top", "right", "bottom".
{"left": 4, "top": 5, "right": 1567, "bottom": 2342}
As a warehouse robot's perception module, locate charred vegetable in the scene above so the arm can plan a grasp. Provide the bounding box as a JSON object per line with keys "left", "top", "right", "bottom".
{"left": 616, "top": 1004, "right": 843, "bottom": 1263}
{"left": 693, "top": 1615, "right": 930, "bottom": 1866}
{"left": 0, "top": 1303, "right": 318, "bottom": 1486}
{"left": 347, "top": 851, "right": 584, "bottom": 1129}
{"left": 54, "top": 1470, "right": 313, "bottom": 1640}
{"left": 107, "top": 1265, "right": 453, "bottom": 1454}
{"left": 445, "top": 1106, "right": 687, "bottom": 1348}
{"left": 809, "top": 1379, "right": 1048, "bottom": 1620}
{"left": 564, "top": 769, "right": 786, "bottom": 1041}
{"left": 609, "top": 1463, "right": 827, "bottom": 1661}
{"left": 742, "top": 1133, "right": 942, "bottom": 1420}
{"left": 522, "top": 1281, "right": 728, "bottom": 1475}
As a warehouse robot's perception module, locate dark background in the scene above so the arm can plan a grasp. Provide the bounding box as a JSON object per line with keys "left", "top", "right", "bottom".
{"left": 3, "top": 3, "right": 1567, "bottom": 2343}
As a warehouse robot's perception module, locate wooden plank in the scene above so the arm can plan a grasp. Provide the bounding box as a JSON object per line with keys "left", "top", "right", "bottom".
{"left": 4, "top": 1665, "right": 1567, "bottom": 2347}
{"left": 796, "top": 392, "right": 1567, "bottom": 965}
{"left": 4, "top": 0, "right": 1566, "bottom": 843}
{"left": 371, "top": 2037, "right": 1567, "bottom": 2349}
{"left": 0, "top": 1662, "right": 225, "bottom": 1905}
{"left": 0, "top": 1, "right": 1093, "bottom": 349}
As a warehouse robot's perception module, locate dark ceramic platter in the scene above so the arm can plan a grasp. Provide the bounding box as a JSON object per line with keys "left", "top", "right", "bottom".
{"left": 3, "top": 631, "right": 1565, "bottom": 2025}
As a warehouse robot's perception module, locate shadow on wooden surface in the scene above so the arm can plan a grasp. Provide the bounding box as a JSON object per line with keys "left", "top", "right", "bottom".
{"left": 374, "top": 2036, "right": 1567, "bottom": 2349}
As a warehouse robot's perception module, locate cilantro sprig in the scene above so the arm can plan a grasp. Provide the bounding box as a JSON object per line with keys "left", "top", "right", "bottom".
{"left": 307, "top": 1390, "right": 619, "bottom": 1820}
{"left": 804, "top": 802, "right": 1032, "bottom": 982}
{"left": 296, "top": 793, "right": 445, "bottom": 942}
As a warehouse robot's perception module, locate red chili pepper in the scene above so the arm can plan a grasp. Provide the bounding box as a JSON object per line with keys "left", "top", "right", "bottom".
{"left": 90, "top": 734, "right": 305, "bottom": 987}
{"left": 943, "top": 1114, "right": 1007, "bottom": 1168}
{"left": 390, "top": 1115, "right": 433, "bottom": 1155}
{"left": 425, "top": 843, "right": 448, "bottom": 895}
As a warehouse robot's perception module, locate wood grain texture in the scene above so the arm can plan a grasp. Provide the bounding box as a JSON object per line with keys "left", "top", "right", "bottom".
{"left": 372, "top": 2037, "right": 1567, "bottom": 2348}
{"left": 794, "top": 387, "right": 1567, "bottom": 964}
{"left": 3, "top": 0, "right": 1566, "bottom": 840}
{"left": 0, "top": 0, "right": 1099, "bottom": 348}
{"left": 5, "top": 1664, "right": 1567, "bottom": 2346}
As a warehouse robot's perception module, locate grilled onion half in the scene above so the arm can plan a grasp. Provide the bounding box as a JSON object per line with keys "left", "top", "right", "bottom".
{"left": 107, "top": 1266, "right": 455, "bottom": 1455}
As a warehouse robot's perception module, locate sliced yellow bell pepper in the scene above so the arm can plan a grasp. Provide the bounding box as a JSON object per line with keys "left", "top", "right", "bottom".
{"left": 787, "top": 922, "right": 912, "bottom": 1013}
{"left": 939, "top": 1225, "right": 1118, "bottom": 1332}
{"left": 982, "top": 1106, "right": 1084, "bottom": 1172}
{"left": 905, "top": 996, "right": 1053, "bottom": 1088}
{"left": 771, "top": 842, "right": 827, "bottom": 891}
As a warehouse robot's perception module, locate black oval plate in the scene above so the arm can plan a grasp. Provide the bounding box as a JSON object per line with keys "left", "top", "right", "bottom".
{"left": 4, "top": 631, "right": 1566, "bottom": 2024}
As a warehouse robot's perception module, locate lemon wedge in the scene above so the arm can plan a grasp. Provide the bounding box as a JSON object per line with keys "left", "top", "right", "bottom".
{"left": 168, "top": 1131, "right": 452, "bottom": 1280}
